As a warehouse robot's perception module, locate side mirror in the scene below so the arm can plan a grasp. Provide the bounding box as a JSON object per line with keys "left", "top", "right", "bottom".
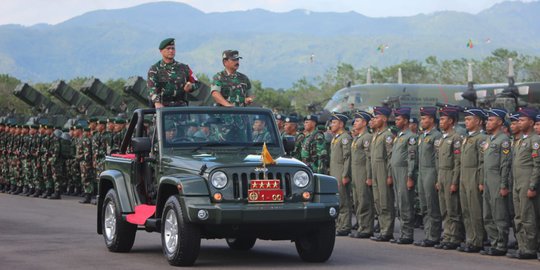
{"left": 132, "top": 137, "right": 151, "bottom": 157}
{"left": 282, "top": 136, "right": 296, "bottom": 156}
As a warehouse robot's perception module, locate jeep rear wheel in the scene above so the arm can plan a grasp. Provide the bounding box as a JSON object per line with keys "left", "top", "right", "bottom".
{"left": 102, "top": 189, "right": 137, "bottom": 252}
{"left": 226, "top": 237, "right": 257, "bottom": 250}
{"left": 294, "top": 221, "right": 335, "bottom": 262}
{"left": 161, "top": 195, "right": 201, "bottom": 266}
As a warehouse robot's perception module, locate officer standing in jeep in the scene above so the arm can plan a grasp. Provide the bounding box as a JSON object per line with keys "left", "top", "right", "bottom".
{"left": 147, "top": 38, "right": 201, "bottom": 108}
{"left": 211, "top": 50, "right": 254, "bottom": 107}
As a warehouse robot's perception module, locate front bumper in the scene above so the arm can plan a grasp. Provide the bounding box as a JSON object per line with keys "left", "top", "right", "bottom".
{"left": 183, "top": 195, "right": 339, "bottom": 224}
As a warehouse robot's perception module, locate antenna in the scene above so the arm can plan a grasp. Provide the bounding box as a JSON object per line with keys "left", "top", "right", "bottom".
{"left": 461, "top": 62, "right": 477, "bottom": 107}
{"left": 397, "top": 68, "right": 403, "bottom": 84}
{"left": 508, "top": 58, "right": 514, "bottom": 78}
{"left": 366, "top": 68, "right": 372, "bottom": 84}
{"left": 467, "top": 63, "right": 473, "bottom": 83}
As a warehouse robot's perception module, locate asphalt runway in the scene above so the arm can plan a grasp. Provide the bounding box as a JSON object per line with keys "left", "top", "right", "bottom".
{"left": 0, "top": 193, "right": 538, "bottom": 269}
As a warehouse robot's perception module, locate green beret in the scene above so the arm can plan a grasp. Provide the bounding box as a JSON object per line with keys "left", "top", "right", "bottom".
{"left": 89, "top": 117, "right": 98, "bottom": 123}
{"left": 97, "top": 119, "right": 107, "bottom": 125}
{"left": 22, "top": 124, "right": 30, "bottom": 129}
{"left": 75, "top": 125, "right": 83, "bottom": 130}
{"left": 62, "top": 128, "right": 69, "bottom": 132}
{"left": 159, "top": 38, "right": 175, "bottom": 50}
{"left": 0, "top": 123, "right": 5, "bottom": 126}
{"left": 187, "top": 121, "right": 197, "bottom": 127}
{"left": 83, "top": 127, "right": 91, "bottom": 132}
{"left": 114, "top": 118, "right": 126, "bottom": 124}
{"left": 31, "top": 124, "right": 39, "bottom": 129}
{"left": 164, "top": 121, "right": 176, "bottom": 131}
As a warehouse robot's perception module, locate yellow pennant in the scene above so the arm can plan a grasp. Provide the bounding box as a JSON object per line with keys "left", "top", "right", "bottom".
{"left": 261, "top": 142, "right": 276, "bottom": 166}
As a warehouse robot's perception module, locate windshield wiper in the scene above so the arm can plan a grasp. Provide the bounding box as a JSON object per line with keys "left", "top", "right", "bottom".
{"left": 191, "top": 142, "right": 233, "bottom": 153}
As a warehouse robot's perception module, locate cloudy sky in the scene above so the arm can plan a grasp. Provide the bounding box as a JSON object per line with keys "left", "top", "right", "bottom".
{"left": 0, "top": 0, "right": 535, "bottom": 26}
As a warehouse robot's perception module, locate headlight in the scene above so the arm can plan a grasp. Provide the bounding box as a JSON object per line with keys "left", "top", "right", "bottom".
{"left": 211, "top": 171, "right": 228, "bottom": 189}
{"left": 293, "top": 171, "right": 310, "bottom": 188}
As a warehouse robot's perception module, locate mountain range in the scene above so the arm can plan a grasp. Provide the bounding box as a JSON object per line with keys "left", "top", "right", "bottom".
{"left": 0, "top": 1, "right": 539, "bottom": 88}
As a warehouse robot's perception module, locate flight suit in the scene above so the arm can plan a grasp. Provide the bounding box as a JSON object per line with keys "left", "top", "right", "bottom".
{"left": 351, "top": 130, "right": 374, "bottom": 235}
{"left": 390, "top": 129, "right": 417, "bottom": 240}
{"left": 460, "top": 130, "right": 486, "bottom": 248}
{"left": 330, "top": 130, "right": 353, "bottom": 233}
{"left": 435, "top": 129, "right": 464, "bottom": 245}
{"left": 370, "top": 128, "right": 395, "bottom": 237}
{"left": 511, "top": 131, "right": 540, "bottom": 255}
{"left": 417, "top": 128, "right": 443, "bottom": 243}
{"left": 483, "top": 132, "right": 512, "bottom": 251}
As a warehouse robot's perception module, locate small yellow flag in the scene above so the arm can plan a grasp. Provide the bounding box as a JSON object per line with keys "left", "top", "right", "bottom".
{"left": 261, "top": 142, "right": 276, "bottom": 166}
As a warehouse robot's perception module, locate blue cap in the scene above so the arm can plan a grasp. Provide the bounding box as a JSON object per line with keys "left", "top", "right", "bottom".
{"left": 509, "top": 112, "right": 520, "bottom": 122}
{"left": 353, "top": 110, "right": 373, "bottom": 122}
{"left": 330, "top": 113, "right": 349, "bottom": 123}
{"left": 393, "top": 107, "right": 411, "bottom": 119}
{"left": 486, "top": 108, "right": 507, "bottom": 120}
{"left": 284, "top": 116, "right": 298, "bottom": 123}
{"left": 420, "top": 106, "right": 437, "bottom": 117}
{"left": 535, "top": 114, "right": 540, "bottom": 123}
{"left": 409, "top": 117, "right": 419, "bottom": 124}
{"left": 439, "top": 106, "right": 459, "bottom": 118}
{"left": 463, "top": 108, "right": 487, "bottom": 120}
{"left": 373, "top": 106, "right": 391, "bottom": 117}
{"left": 274, "top": 114, "right": 284, "bottom": 121}
{"left": 304, "top": 115, "right": 319, "bottom": 123}
{"left": 517, "top": 107, "right": 538, "bottom": 120}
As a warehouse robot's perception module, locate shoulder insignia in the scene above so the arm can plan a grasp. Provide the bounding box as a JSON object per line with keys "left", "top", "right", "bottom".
{"left": 501, "top": 141, "right": 510, "bottom": 148}
{"left": 502, "top": 149, "right": 510, "bottom": 155}
{"left": 483, "top": 142, "right": 490, "bottom": 151}
{"left": 446, "top": 139, "right": 452, "bottom": 145}
{"left": 479, "top": 140, "right": 486, "bottom": 148}
{"left": 342, "top": 137, "right": 349, "bottom": 145}
{"left": 462, "top": 138, "right": 467, "bottom": 145}
{"left": 454, "top": 140, "right": 461, "bottom": 148}
{"left": 385, "top": 136, "right": 393, "bottom": 144}
{"left": 533, "top": 142, "right": 540, "bottom": 150}
{"left": 363, "top": 140, "right": 370, "bottom": 148}
{"left": 408, "top": 137, "right": 416, "bottom": 145}
{"left": 434, "top": 139, "right": 441, "bottom": 147}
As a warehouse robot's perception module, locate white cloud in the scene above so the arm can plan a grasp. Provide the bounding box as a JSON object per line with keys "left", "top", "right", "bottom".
{"left": 0, "top": 0, "right": 536, "bottom": 26}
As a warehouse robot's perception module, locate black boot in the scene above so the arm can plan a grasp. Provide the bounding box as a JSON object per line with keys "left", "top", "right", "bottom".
{"left": 25, "top": 187, "right": 35, "bottom": 197}
{"left": 0, "top": 184, "right": 4, "bottom": 193}
{"left": 41, "top": 188, "right": 52, "bottom": 199}
{"left": 32, "top": 189, "right": 43, "bottom": 198}
{"left": 12, "top": 186, "right": 22, "bottom": 195}
{"left": 8, "top": 185, "right": 16, "bottom": 194}
{"left": 79, "top": 193, "right": 92, "bottom": 204}
{"left": 48, "top": 192, "right": 61, "bottom": 200}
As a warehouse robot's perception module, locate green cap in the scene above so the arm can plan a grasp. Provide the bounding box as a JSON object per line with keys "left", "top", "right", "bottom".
{"left": 114, "top": 118, "right": 126, "bottom": 124}
{"left": 159, "top": 38, "right": 175, "bottom": 50}
{"left": 97, "top": 119, "right": 107, "bottom": 125}
{"left": 83, "top": 127, "right": 91, "bottom": 132}
{"left": 75, "top": 125, "right": 83, "bottom": 130}
{"left": 30, "top": 124, "right": 39, "bottom": 129}
{"left": 89, "top": 117, "right": 98, "bottom": 123}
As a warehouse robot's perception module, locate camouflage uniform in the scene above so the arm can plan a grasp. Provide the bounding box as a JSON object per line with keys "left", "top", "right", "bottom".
{"left": 31, "top": 131, "right": 44, "bottom": 195}
{"left": 252, "top": 129, "right": 272, "bottom": 143}
{"left": 49, "top": 132, "right": 65, "bottom": 198}
{"left": 93, "top": 130, "right": 111, "bottom": 184}
{"left": 40, "top": 130, "right": 53, "bottom": 197}
{"left": 147, "top": 60, "right": 200, "bottom": 107}
{"left": 297, "top": 130, "right": 328, "bottom": 174}
{"left": 80, "top": 130, "right": 94, "bottom": 195}
{"left": 211, "top": 70, "right": 252, "bottom": 107}
{"left": 70, "top": 134, "right": 82, "bottom": 195}
{"left": 0, "top": 126, "right": 7, "bottom": 191}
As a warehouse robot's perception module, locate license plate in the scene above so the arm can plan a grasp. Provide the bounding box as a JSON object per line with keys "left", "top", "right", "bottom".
{"left": 248, "top": 180, "right": 283, "bottom": 203}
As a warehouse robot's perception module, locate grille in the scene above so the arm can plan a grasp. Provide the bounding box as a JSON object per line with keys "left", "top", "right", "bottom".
{"left": 230, "top": 170, "right": 292, "bottom": 200}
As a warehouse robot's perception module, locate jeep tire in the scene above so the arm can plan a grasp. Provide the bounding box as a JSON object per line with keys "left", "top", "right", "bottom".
{"left": 102, "top": 189, "right": 137, "bottom": 252}
{"left": 161, "top": 195, "right": 201, "bottom": 266}
{"left": 294, "top": 221, "right": 335, "bottom": 262}
{"left": 226, "top": 237, "right": 257, "bottom": 250}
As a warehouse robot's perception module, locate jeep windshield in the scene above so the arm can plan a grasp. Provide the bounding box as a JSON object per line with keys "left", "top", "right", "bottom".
{"left": 161, "top": 110, "right": 280, "bottom": 148}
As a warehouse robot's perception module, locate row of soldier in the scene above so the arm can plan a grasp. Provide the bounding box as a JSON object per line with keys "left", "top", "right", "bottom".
{"left": 322, "top": 105, "right": 540, "bottom": 260}
{"left": 0, "top": 117, "right": 128, "bottom": 203}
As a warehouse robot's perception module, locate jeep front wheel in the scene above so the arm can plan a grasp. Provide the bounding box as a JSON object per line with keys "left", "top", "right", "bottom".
{"left": 102, "top": 189, "right": 137, "bottom": 252}
{"left": 226, "top": 237, "right": 257, "bottom": 250}
{"left": 161, "top": 195, "right": 201, "bottom": 266}
{"left": 294, "top": 221, "right": 336, "bottom": 262}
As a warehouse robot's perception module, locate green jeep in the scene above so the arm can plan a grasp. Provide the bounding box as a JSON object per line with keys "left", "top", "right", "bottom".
{"left": 96, "top": 107, "right": 339, "bottom": 266}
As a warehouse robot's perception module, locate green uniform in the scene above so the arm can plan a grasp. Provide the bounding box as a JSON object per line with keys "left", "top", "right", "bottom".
{"left": 252, "top": 129, "right": 272, "bottom": 143}
{"left": 435, "top": 129, "right": 464, "bottom": 245}
{"left": 330, "top": 131, "right": 353, "bottom": 233}
{"left": 483, "top": 132, "right": 512, "bottom": 251}
{"left": 40, "top": 133, "right": 53, "bottom": 196}
{"left": 351, "top": 130, "right": 374, "bottom": 235}
{"left": 511, "top": 131, "right": 540, "bottom": 254}
{"left": 390, "top": 129, "right": 417, "bottom": 239}
{"left": 79, "top": 134, "right": 94, "bottom": 194}
{"left": 459, "top": 130, "right": 486, "bottom": 248}
{"left": 370, "top": 128, "right": 395, "bottom": 237}
{"left": 297, "top": 130, "right": 328, "bottom": 174}
{"left": 147, "top": 60, "right": 200, "bottom": 106}
{"left": 49, "top": 134, "right": 65, "bottom": 193}
{"left": 211, "top": 70, "right": 252, "bottom": 107}
{"left": 418, "top": 128, "right": 443, "bottom": 242}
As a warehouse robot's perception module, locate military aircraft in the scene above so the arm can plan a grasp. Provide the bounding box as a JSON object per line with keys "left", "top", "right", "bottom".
{"left": 324, "top": 59, "right": 540, "bottom": 117}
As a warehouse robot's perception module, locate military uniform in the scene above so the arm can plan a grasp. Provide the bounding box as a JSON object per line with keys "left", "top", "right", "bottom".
{"left": 370, "top": 106, "right": 395, "bottom": 241}
{"left": 252, "top": 129, "right": 271, "bottom": 143}
{"left": 211, "top": 50, "right": 252, "bottom": 107}
{"left": 350, "top": 111, "right": 375, "bottom": 238}
{"left": 435, "top": 107, "right": 464, "bottom": 249}
{"left": 147, "top": 38, "right": 200, "bottom": 107}
{"left": 390, "top": 108, "right": 418, "bottom": 242}
{"left": 79, "top": 127, "right": 94, "bottom": 203}
{"left": 49, "top": 129, "right": 65, "bottom": 199}
{"left": 510, "top": 108, "right": 540, "bottom": 258}
{"left": 482, "top": 109, "right": 512, "bottom": 255}
{"left": 40, "top": 128, "right": 53, "bottom": 198}
{"left": 329, "top": 114, "right": 353, "bottom": 234}
{"left": 415, "top": 107, "right": 443, "bottom": 247}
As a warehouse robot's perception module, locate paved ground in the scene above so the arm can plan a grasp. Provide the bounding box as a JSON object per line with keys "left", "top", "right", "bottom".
{"left": 0, "top": 192, "right": 538, "bottom": 269}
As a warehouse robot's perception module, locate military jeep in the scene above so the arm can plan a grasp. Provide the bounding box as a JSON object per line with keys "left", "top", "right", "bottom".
{"left": 96, "top": 107, "right": 339, "bottom": 266}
